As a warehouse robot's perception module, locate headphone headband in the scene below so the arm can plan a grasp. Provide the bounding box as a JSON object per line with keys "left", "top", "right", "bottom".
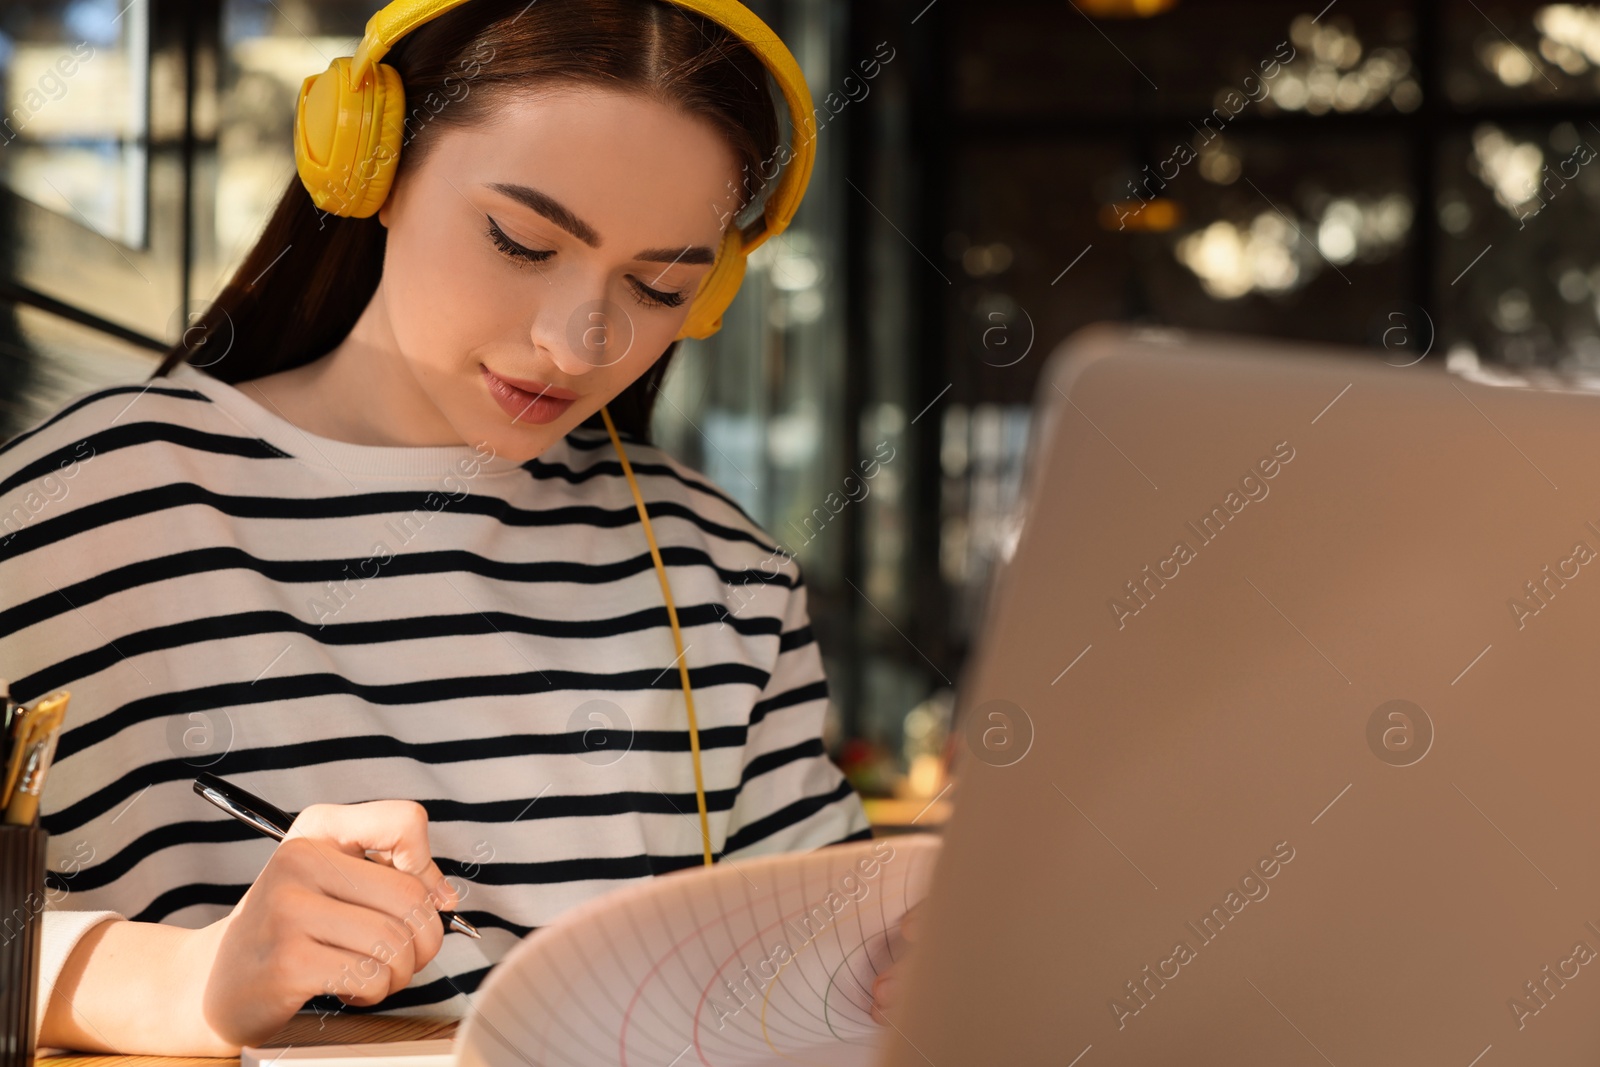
{"left": 296, "top": 0, "right": 815, "bottom": 338}
{"left": 347, "top": 0, "right": 476, "bottom": 85}
{"left": 658, "top": 0, "right": 814, "bottom": 253}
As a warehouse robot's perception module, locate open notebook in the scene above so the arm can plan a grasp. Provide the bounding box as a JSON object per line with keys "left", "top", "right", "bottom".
{"left": 243, "top": 835, "right": 940, "bottom": 1067}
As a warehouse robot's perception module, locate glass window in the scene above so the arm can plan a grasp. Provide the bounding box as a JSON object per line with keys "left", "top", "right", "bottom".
{"left": 0, "top": 0, "right": 182, "bottom": 341}
{"left": 0, "top": 0, "right": 150, "bottom": 248}
{"left": 1436, "top": 119, "right": 1600, "bottom": 366}
{"left": 192, "top": 0, "right": 377, "bottom": 303}
{"left": 1444, "top": 0, "right": 1600, "bottom": 106}
{"left": 952, "top": 0, "right": 1417, "bottom": 120}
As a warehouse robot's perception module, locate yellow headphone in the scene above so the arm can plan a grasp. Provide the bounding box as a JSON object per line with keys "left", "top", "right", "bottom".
{"left": 292, "top": 0, "right": 817, "bottom": 343}
{"left": 293, "top": 0, "right": 818, "bottom": 870}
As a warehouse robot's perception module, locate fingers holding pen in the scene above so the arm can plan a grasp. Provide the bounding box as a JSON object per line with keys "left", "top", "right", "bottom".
{"left": 271, "top": 836, "right": 451, "bottom": 972}
{"left": 279, "top": 802, "right": 459, "bottom": 966}
{"left": 286, "top": 800, "right": 460, "bottom": 910}
{"left": 197, "top": 797, "right": 465, "bottom": 1046}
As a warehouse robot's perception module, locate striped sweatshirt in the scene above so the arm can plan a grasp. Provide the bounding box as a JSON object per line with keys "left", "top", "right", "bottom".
{"left": 0, "top": 360, "right": 870, "bottom": 1049}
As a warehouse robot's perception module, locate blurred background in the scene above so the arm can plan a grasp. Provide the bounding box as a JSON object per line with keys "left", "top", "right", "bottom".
{"left": 2, "top": 0, "right": 1596, "bottom": 830}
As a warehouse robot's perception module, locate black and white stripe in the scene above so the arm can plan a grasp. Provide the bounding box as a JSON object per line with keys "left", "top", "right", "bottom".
{"left": 1, "top": 362, "right": 869, "bottom": 1025}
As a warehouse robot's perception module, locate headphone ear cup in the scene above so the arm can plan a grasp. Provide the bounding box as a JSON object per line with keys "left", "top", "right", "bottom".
{"left": 676, "top": 226, "right": 749, "bottom": 340}
{"left": 294, "top": 56, "right": 407, "bottom": 219}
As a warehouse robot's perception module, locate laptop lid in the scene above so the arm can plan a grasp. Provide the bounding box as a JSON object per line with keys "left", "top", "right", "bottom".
{"left": 876, "top": 321, "right": 1600, "bottom": 1065}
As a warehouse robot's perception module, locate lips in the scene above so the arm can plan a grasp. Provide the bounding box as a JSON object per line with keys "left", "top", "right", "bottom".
{"left": 483, "top": 366, "right": 578, "bottom": 400}
{"left": 481, "top": 364, "right": 577, "bottom": 426}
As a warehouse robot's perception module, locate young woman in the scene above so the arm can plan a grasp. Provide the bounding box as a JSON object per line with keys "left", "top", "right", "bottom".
{"left": 0, "top": 0, "right": 874, "bottom": 1054}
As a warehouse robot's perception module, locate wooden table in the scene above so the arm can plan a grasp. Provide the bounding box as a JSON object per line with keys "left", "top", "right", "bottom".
{"left": 33, "top": 1013, "right": 461, "bottom": 1066}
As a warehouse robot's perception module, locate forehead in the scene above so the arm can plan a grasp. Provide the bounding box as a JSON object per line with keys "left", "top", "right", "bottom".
{"left": 434, "top": 86, "right": 745, "bottom": 246}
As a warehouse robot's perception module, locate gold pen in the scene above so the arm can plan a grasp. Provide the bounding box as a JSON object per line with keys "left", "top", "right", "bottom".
{"left": 3, "top": 691, "right": 69, "bottom": 825}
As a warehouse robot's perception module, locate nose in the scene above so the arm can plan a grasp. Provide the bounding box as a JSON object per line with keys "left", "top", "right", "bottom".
{"left": 531, "top": 284, "right": 640, "bottom": 376}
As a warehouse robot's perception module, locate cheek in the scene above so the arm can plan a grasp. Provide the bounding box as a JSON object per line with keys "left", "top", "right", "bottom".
{"left": 383, "top": 210, "right": 510, "bottom": 376}
{"left": 613, "top": 305, "right": 687, "bottom": 374}
{"left": 573, "top": 293, "right": 687, "bottom": 390}
{"left": 604, "top": 314, "right": 695, "bottom": 411}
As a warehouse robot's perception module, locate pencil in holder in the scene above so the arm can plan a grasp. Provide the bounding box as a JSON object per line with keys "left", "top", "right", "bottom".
{"left": 0, "top": 823, "right": 47, "bottom": 1067}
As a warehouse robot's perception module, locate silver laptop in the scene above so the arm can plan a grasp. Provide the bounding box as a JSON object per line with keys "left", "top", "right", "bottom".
{"left": 878, "top": 322, "right": 1600, "bottom": 1065}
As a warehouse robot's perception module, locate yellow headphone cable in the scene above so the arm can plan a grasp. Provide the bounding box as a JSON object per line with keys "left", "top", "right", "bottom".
{"left": 599, "top": 406, "right": 715, "bottom": 868}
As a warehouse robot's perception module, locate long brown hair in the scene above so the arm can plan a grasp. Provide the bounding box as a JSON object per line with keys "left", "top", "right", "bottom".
{"left": 153, "top": 0, "right": 781, "bottom": 442}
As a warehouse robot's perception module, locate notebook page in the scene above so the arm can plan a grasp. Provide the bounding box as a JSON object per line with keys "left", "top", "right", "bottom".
{"left": 456, "top": 834, "right": 941, "bottom": 1067}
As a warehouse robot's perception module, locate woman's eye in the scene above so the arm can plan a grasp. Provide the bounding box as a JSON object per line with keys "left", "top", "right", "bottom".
{"left": 628, "top": 278, "right": 687, "bottom": 310}
{"left": 485, "top": 216, "right": 553, "bottom": 265}
{"left": 487, "top": 214, "right": 686, "bottom": 310}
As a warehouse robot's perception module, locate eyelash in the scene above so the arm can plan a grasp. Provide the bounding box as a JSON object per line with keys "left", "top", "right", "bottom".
{"left": 484, "top": 217, "right": 688, "bottom": 310}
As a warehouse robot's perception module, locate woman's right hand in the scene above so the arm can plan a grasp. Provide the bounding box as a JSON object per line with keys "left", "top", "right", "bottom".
{"left": 187, "top": 799, "right": 461, "bottom": 1050}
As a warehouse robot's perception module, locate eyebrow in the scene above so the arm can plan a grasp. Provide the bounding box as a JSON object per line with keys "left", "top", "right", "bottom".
{"left": 485, "top": 181, "right": 717, "bottom": 265}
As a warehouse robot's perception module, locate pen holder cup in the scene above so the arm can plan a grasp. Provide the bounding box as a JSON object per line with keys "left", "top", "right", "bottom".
{"left": 0, "top": 823, "right": 47, "bottom": 1067}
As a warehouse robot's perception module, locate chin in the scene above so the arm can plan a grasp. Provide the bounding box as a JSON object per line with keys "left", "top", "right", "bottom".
{"left": 494, "top": 411, "right": 583, "bottom": 464}
{"left": 501, "top": 417, "right": 558, "bottom": 449}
